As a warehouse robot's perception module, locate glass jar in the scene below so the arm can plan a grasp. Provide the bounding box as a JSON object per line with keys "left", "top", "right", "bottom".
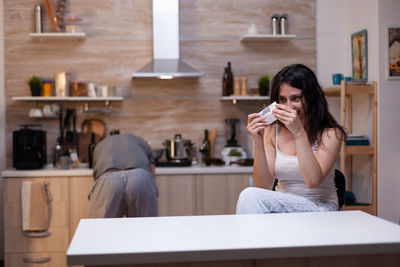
{"left": 42, "top": 79, "right": 52, "bottom": 97}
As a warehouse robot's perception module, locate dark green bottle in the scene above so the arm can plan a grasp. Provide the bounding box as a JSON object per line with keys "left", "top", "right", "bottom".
{"left": 88, "top": 133, "right": 96, "bottom": 168}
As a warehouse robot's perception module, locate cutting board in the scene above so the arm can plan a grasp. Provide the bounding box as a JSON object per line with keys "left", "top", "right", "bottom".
{"left": 78, "top": 119, "right": 105, "bottom": 163}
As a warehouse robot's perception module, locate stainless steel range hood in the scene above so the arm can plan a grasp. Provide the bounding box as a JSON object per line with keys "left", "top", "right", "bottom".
{"left": 132, "top": 0, "right": 203, "bottom": 79}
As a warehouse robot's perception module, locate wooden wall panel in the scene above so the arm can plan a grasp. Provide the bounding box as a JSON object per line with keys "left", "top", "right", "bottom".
{"left": 4, "top": 0, "right": 316, "bottom": 167}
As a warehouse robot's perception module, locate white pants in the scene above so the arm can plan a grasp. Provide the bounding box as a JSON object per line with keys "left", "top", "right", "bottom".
{"left": 88, "top": 168, "right": 159, "bottom": 218}
{"left": 236, "top": 187, "right": 337, "bottom": 214}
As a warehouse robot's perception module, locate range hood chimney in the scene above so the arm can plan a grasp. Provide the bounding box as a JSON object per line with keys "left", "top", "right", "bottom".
{"left": 132, "top": 0, "right": 203, "bottom": 79}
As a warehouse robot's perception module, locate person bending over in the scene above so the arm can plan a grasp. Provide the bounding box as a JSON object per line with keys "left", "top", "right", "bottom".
{"left": 88, "top": 133, "right": 158, "bottom": 218}
{"left": 236, "top": 64, "right": 346, "bottom": 214}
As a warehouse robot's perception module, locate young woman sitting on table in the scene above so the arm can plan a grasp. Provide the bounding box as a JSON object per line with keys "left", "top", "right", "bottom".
{"left": 236, "top": 64, "right": 347, "bottom": 214}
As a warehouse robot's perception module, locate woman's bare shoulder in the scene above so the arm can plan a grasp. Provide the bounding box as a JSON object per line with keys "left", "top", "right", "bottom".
{"left": 323, "top": 127, "right": 344, "bottom": 141}
{"left": 320, "top": 128, "right": 344, "bottom": 150}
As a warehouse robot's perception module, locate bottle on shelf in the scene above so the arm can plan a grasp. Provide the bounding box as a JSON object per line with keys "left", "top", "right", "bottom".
{"left": 199, "top": 129, "right": 211, "bottom": 166}
{"left": 88, "top": 133, "right": 96, "bottom": 168}
{"left": 222, "top": 62, "right": 234, "bottom": 96}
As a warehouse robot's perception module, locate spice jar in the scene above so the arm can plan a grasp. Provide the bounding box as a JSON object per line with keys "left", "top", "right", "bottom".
{"left": 42, "top": 79, "right": 52, "bottom": 97}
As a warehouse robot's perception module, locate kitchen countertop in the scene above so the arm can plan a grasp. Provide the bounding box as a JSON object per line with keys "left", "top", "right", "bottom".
{"left": 66, "top": 211, "right": 400, "bottom": 266}
{"left": 1, "top": 165, "right": 252, "bottom": 177}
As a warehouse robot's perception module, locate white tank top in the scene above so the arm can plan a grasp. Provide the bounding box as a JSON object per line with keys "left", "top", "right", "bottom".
{"left": 274, "top": 125, "right": 338, "bottom": 206}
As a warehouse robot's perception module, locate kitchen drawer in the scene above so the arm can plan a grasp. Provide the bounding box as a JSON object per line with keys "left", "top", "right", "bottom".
{"left": 5, "top": 252, "right": 67, "bottom": 267}
{"left": 4, "top": 201, "right": 69, "bottom": 229}
{"left": 4, "top": 226, "right": 69, "bottom": 253}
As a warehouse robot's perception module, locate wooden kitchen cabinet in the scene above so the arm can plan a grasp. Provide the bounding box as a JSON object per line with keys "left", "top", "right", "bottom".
{"left": 3, "top": 171, "right": 252, "bottom": 267}
{"left": 68, "top": 176, "right": 94, "bottom": 239}
{"left": 325, "top": 81, "right": 377, "bottom": 215}
{"left": 156, "top": 175, "right": 196, "bottom": 216}
{"left": 3, "top": 177, "right": 70, "bottom": 267}
{"left": 156, "top": 173, "right": 251, "bottom": 216}
{"left": 196, "top": 174, "right": 251, "bottom": 215}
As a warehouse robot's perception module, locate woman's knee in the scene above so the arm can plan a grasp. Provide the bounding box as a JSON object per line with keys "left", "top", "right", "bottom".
{"left": 237, "top": 187, "right": 262, "bottom": 214}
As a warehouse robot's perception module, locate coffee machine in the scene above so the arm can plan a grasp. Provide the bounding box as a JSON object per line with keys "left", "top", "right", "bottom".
{"left": 220, "top": 118, "right": 247, "bottom": 165}
{"left": 13, "top": 125, "right": 47, "bottom": 170}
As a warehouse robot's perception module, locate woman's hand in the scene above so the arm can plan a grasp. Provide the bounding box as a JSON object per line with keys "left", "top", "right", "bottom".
{"left": 247, "top": 113, "right": 269, "bottom": 143}
{"left": 272, "top": 104, "right": 306, "bottom": 138}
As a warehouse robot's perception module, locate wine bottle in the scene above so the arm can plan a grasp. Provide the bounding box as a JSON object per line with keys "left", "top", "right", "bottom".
{"left": 227, "top": 62, "right": 234, "bottom": 96}
{"left": 200, "top": 129, "right": 211, "bottom": 166}
{"left": 88, "top": 133, "right": 96, "bottom": 168}
{"left": 222, "top": 67, "right": 229, "bottom": 96}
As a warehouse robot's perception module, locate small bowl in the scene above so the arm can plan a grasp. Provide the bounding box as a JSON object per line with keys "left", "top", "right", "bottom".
{"left": 29, "top": 108, "right": 43, "bottom": 118}
{"left": 152, "top": 148, "right": 164, "bottom": 161}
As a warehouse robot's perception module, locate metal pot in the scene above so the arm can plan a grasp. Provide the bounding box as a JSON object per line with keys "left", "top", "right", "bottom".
{"left": 163, "top": 134, "right": 193, "bottom": 162}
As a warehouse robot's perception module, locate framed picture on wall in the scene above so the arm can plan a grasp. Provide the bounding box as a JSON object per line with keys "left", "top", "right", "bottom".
{"left": 351, "top": 29, "right": 368, "bottom": 81}
{"left": 388, "top": 26, "right": 400, "bottom": 79}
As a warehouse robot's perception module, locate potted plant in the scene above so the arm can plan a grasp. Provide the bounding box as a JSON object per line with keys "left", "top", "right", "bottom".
{"left": 258, "top": 75, "right": 270, "bottom": 96}
{"left": 28, "top": 75, "right": 42, "bottom": 96}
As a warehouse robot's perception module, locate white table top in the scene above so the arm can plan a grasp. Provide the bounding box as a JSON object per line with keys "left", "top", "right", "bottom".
{"left": 67, "top": 211, "right": 400, "bottom": 266}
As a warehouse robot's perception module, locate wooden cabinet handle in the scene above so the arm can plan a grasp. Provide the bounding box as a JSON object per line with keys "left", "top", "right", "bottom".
{"left": 23, "top": 256, "right": 51, "bottom": 263}
{"left": 23, "top": 231, "right": 51, "bottom": 238}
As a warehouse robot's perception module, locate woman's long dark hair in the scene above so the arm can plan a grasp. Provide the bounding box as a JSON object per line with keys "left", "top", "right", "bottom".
{"left": 270, "top": 64, "right": 347, "bottom": 144}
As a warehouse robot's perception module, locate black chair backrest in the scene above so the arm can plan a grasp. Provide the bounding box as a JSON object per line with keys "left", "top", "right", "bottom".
{"left": 334, "top": 169, "right": 346, "bottom": 210}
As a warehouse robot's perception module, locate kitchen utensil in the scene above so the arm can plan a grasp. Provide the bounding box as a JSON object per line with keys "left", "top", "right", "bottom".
{"left": 56, "top": 0, "right": 67, "bottom": 30}
{"left": 225, "top": 118, "right": 240, "bottom": 147}
{"left": 59, "top": 108, "right": 79, "bottom": 155}
{"left": 279, "top": 14, "right": 288, "bottom": 35}
{"left": 209, "top": 128, "right": 217, "bottom": 158}
{"left": 59, "top": 156, "right": 70, "bottom": 169}
{"left": 271, "top": 14, "right": 279, "bottom": 35}
{"left": 81, "top": 119, "right": 106, "bottom": 139}
{"left": 44, "top": 0, "right": 60, "bottom": 32}
{"left": 29, "top": 108, "right": 43, "bottom": 118}
{"left": 229, "top": 158, "right": 254, "bottom": 166}
{"left": 34, "top": 4, "right": 43, "bottom": 33}
{"left": 58, "top": 107, "right": 64, "bottom": 145}
{"left": 163, "top": 134, "right": 193, "bottom": 162}
{"left": 241, "top": 76, "right": 247, "bottom": 96}
{"left": 13, "top": 125, "right": 47, "bottom": 170}
{"left": 152, "top": 148, "right": 164, "bottom": 162}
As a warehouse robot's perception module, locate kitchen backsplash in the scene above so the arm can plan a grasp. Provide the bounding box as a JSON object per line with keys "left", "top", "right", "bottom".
{"left": 4, "top": 0, "right": 316, "bottom": 167}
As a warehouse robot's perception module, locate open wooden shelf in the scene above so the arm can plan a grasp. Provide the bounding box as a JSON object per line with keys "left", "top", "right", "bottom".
{"left": 345, "top": 146, "right": 374, "bottom": 155}
{"left": 324, "top": 84, "right": 375, "bottom": 97}
{"left": 326, "top": 80, "right": 378, "bottom": 216}
{"left": 220, "top": 96, "right": 269, "bottom": 101}
{"left": 220, "top": 96, "right": 270, "bottom": 104}
{"left": 12, "top": 96, "right": 123, "bottom": 102}
{"left": 29, "top": 32, "right": 86, "bottom": 40}
{"left": 240, "top": 34, "right": 296, "bottom": 42}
